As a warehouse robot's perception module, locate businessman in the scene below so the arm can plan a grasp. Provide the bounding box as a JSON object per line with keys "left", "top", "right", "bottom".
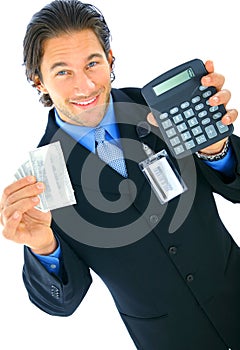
{"left": 1, "top": 1, "right": 240, "bottom": 349}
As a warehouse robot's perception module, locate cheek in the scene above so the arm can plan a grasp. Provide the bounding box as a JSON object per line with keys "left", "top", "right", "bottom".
{"left": 47, "top": 80, "right": 71, "bottom": 99}
{"left": 97, "top": 65, "right": 111, "bottom": 83}
{"left": 99, "top": 71, "right": 112, "bottom": 94}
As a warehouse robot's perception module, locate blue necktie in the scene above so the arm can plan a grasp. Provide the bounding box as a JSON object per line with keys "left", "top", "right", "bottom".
{"left": 95, "top": 127, "right": 128, "bottom": 178}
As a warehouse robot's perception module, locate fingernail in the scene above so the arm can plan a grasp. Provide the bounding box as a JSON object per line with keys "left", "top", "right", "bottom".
{"left": 211, "top": 96, "right": 219, "bottom": 104}
{"left": 13, "top": 211, "right": 20, "bottom": 219}
{"left": 224, "top": 115, "right": 231, "bottom": 124}
{"left": 32, "top": 197, "right": 39, "bottom": 203}
{"left": 37, "top": 183, "right": 44, "bottom": 190}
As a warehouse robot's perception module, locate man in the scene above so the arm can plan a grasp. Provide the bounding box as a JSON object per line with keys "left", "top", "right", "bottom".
{"left": 1, "top": 0, "right": 240, "bottom": 349}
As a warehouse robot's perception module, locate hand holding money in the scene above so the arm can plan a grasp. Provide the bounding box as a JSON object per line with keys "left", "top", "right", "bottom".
{"left": 0, "top": 176, "right": 57, "bottom": 255}
{"left": 1, "top": 141, "right": 76, "bottom": 255}
{"left": 14, "top": 141, "right": 76, "bottom": 212}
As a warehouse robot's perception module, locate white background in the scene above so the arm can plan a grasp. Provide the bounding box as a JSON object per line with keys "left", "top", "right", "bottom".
{"left": 0, "top": 1, "right": 239, "bottom": 349}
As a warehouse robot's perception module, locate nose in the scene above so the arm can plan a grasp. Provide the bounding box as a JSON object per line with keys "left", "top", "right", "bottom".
{"left": 73, "top": 71, "right": 95, "bottom": 94}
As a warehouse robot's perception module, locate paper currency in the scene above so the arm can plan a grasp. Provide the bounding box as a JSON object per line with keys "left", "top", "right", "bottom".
{"left": 14, "top": 160, "right": 32, "bottom": 180}
{"left": 14, "top": 141, "right": 76, "bottom": 212}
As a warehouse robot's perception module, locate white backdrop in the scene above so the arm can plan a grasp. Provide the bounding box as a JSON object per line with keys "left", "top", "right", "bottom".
{"left": 0, "top": 1, "right": 239, "bottom": 349}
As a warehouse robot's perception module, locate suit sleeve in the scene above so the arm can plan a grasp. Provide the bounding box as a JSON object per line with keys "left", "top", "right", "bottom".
{"left": 22, "top": 235, "right": 92, "bottom": 316}
{"left": 195, "top": 134, "right": 240, "bottom": 203}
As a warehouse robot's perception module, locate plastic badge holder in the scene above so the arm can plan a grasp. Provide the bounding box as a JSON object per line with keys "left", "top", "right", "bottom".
{"left": 139, "top": 149, "right": 187, "bottom": 204}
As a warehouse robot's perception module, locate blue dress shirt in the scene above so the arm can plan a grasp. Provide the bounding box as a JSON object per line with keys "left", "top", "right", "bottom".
{"left": 204, "top": 145, "right": 235, "bottom": 178}
{"left": 54, "top": 95, "right": 121, "bottom": 152}
{"left": 34, "top": 242, "right": 61, "bottom": 275}
{"left": 33, "top": 93, "right": 236, "bottom": 273}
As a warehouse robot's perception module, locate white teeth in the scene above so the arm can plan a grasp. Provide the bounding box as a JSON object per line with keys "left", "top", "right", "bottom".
{"left": 74, "top": 97, "right": 96, "bottom": 106}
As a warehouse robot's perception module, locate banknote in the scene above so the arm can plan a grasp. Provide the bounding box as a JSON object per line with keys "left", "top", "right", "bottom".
{"left": 14, "top": 160, "right": 32, "bottom": 180}
{"left": 14, "top": 141, "right": 76, "bottom": 212}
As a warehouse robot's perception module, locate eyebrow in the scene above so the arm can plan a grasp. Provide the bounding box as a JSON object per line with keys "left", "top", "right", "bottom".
{"left": 50, "top": 62, "right": 67, "bottom": 72}
{"left": 49, "top": 53, "right": 105, "bottom": 72}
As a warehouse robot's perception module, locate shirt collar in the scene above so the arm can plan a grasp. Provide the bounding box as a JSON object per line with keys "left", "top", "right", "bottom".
{"left": 55, "top": 94, "right": 120, "bottom": 153}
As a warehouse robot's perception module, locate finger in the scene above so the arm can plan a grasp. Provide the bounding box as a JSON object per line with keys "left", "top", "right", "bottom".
{"left": 208, "top": 89, "right": 231, "bottom": 107}
{"left": 204, "top": 60, "right": 214, "bottom": 74}
{"left": 201, "top": 72, "right": 225, "bottom": 91}
{"left": 1, "top": 176, "right": 36, "bottom": 203}
{"left": 2, "top": 196, "right": 40, "bottom": 225}
{"left": 221, "top": 108, "right": 238, "bottom": 125}
{"left": 6, "top": 182, "right": 45, "bottom": 206}
{"left": 1, "top": 210, "right": 24, "bottom": 241}
{"left": 147, "top": 112, "right": 158, "bottom": 127}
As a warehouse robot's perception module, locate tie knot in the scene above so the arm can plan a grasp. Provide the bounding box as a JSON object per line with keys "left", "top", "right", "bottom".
{"left": 95, "top": 127, "right": 105, "bottom": 144}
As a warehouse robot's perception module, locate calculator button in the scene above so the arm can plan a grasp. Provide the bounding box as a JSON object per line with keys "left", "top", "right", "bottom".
{"left": 209, "top": 106, "right": 219, "bottom": 113}
{"left": 185, "top": 140, "right": 195, "bottom": 150}
{"left": 213, "top": 112, "right": 222, "bottom": 120}
{"left": 192, "top": 126, "right": 203, "bottom": 136}
{"left": 192, "top": 96, "right": 201, "bottom": 104}
{"left": 216, "top": 121, "right": 229, "bottom": 134}
{"left": 173, "top": 114, "right": 183, "bottom": 124}
{"left": 188, "top": 117, "right": 198, "bottom": 127}
{"left": 195, "top": 103, "right": 205, "bottom": 111}
{"left": 181, "top": 131, "right": 191, "bottom": 141}
{"left": 199, "top": 85, "right": 208, "bottom": 91}
{"left": 202, "top": 90, "right": 212, "bottom": 98}
{"left": 159, "top": 112, "right": 169, "bottom": 120}
{"left": 201, "top": 118, "right": 211, "bottom": 126}
{"left": 205, "top": 125, "right": 217, "bottom": 139}
{"left": 184, "top": 108, "right": 195, "bottom": 119}
{"left": 166, "top": 128, "right": 177, "bottom": 138}
{"left": 170, "top": 136, "right": 181, "bottom": 146}
{"left": 196, "top": 134, "right": 207, "bottom": 145}
{"left": 174, "top": 145, "right": 185, "bottom": 155}
{"left": 198, "top": 111, "right": 208, "bottom": 118}
{"left": 162, "top": 119, "right": 172, "bottom": 129}
{"left": 181, "top": 101, "right": 190, "bottom": 109}
{"left": 177, "top": 123, "right": 187, "bottom": 132}
{"left": 170, "top": 107, "right": 179, "bottom": 114}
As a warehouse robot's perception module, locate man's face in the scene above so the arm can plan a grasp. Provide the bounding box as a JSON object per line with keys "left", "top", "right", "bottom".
{"left": 36, "top": 29, "right": 113, "bottom": 127}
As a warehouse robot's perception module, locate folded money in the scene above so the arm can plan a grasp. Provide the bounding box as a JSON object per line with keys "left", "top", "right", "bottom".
{"left": 14, "top": 141, "right": 76, "bottom": 212}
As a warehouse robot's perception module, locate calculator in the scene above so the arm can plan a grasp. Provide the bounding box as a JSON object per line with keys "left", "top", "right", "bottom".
{"left": 141, "top": 58, "right": 233, "bottom": 159}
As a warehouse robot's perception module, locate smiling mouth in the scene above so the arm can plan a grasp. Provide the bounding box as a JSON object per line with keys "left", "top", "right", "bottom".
{"left": 70, "top": 96, "right": 98, "bottom": 107}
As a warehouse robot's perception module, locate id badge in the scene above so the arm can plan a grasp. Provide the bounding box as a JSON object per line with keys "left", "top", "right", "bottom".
{"left": 139, "top": 149, "right": 187, "bottom": 204}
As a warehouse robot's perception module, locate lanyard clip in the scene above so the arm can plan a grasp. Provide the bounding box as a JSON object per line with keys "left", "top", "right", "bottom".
{"left": 142, "top": 143, "right": 155, "bottom": 157}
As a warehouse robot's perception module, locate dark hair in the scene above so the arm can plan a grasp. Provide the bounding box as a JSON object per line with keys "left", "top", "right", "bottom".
{"left": 23, "top": 0, "right": 115, "bottom": 106}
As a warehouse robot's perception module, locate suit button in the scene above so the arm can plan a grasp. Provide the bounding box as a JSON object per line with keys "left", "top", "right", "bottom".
{"left": 149, "top": 215, "right": 159, "bottom": 225}
{"left": 169, "top": 246, "right": 177, "bottom": 255}
{"left": 186, "top": 274, "right": 194, "bottom": 282}
{"left": 51, "top": 285, "right": 60, "bottom": 299}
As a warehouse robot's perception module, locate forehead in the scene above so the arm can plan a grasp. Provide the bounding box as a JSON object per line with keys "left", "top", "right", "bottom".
{"left": 41, "top": 29, "right": 105, "bottom": 64}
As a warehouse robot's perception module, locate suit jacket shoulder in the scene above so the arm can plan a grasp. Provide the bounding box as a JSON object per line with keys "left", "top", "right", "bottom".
{"left": 115, "top": 87, "right": 147, "bottom": 106}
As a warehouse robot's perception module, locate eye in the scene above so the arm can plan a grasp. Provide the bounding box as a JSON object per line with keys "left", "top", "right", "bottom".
{"left": 87, "top": 61, "right": 97, "bottom": 69}
{"left": 57, "top": 70, "right": 68, "bottom": 76}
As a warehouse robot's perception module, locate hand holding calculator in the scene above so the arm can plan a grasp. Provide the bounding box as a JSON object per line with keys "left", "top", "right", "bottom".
{"left": 141, "top": 59, "right": 233, "bottom": 159}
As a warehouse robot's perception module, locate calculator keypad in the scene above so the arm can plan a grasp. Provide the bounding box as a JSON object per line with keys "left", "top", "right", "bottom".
{"left": 157, "top": 86, "right": 231, "bottom": 157}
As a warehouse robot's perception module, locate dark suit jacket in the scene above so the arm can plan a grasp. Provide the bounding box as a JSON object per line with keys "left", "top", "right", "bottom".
{"left": 23, "top": 88, "right": 240, "bottom": 350}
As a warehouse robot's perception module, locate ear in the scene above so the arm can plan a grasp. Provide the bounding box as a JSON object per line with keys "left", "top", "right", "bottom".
{"left": 108, "top": 49, "right": 114, "bottom": 67}
{"left": 34, "top": 75, "right": 48, "bottom": 94}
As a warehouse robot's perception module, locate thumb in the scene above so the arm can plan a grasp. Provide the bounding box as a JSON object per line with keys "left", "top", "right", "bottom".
{"left": 147, "top": 112, "right": 158, "bottom": 127}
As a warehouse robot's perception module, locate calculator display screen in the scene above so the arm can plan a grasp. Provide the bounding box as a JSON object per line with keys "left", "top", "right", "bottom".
{"left": 153, "top": 68, "right": 195, "bottom": 96}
